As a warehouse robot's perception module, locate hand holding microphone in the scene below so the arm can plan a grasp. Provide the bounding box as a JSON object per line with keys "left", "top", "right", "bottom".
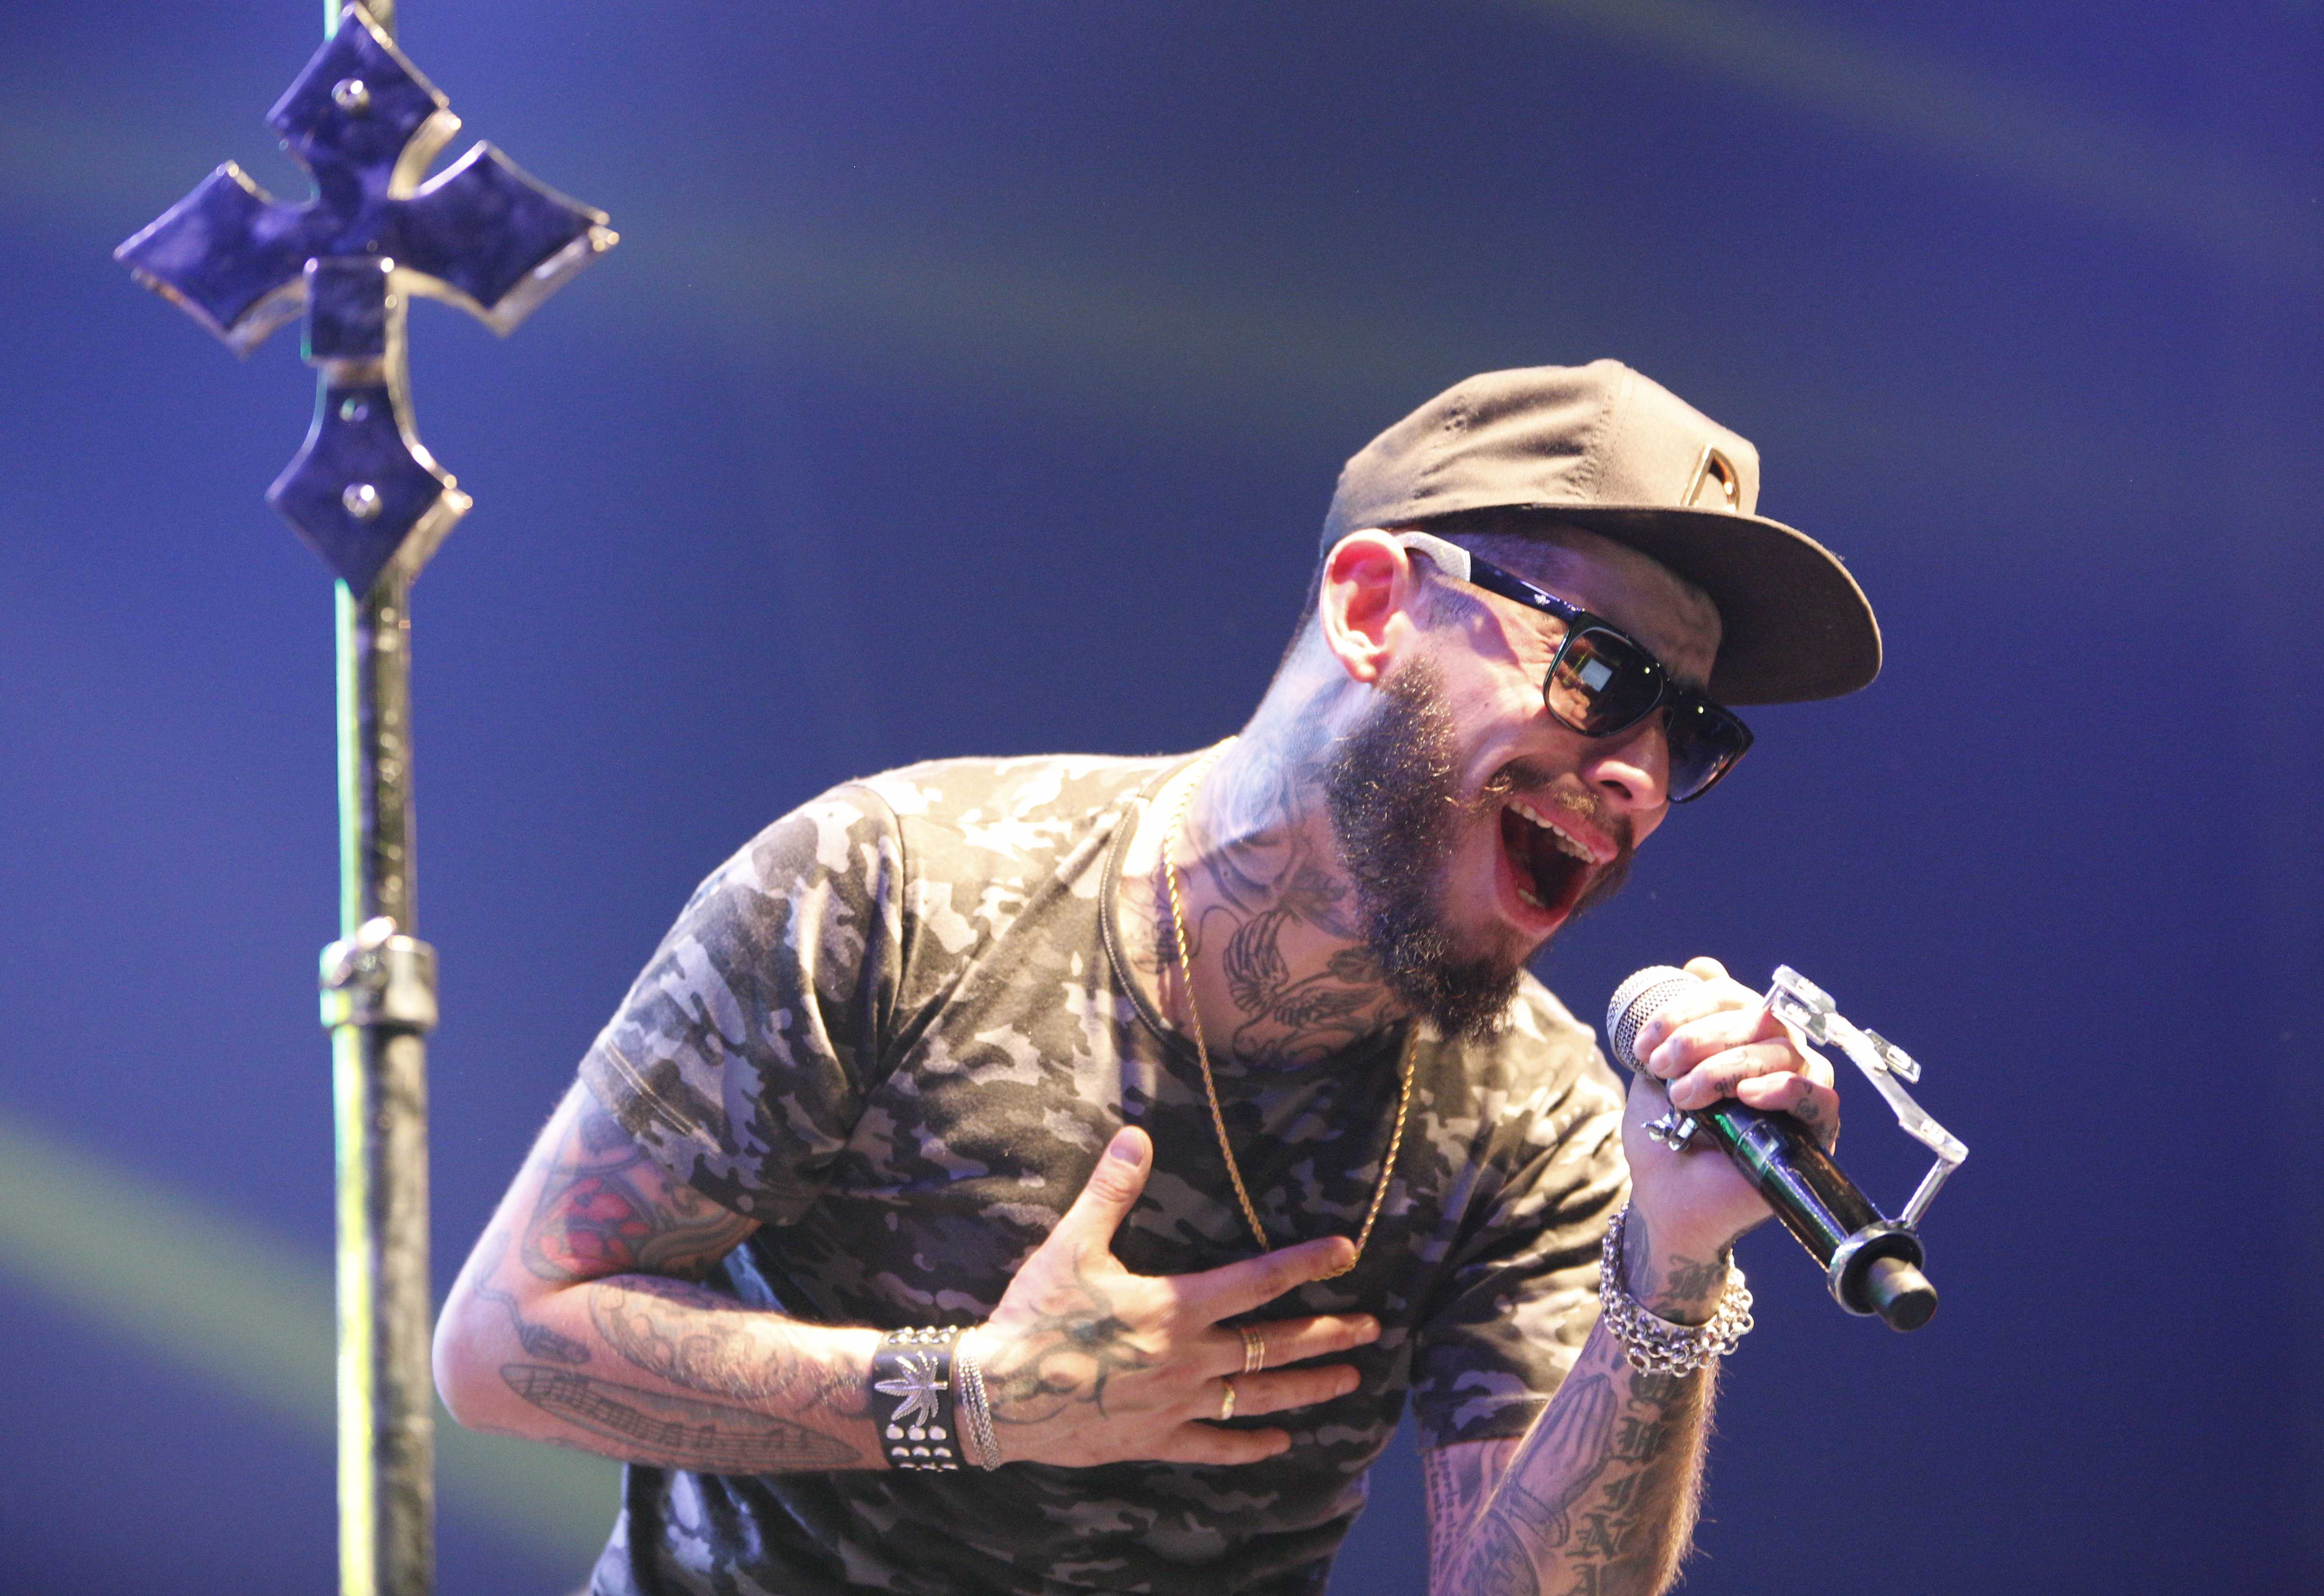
{"left": 1608, "top": 959, "right": 1953, "bottom": 1333}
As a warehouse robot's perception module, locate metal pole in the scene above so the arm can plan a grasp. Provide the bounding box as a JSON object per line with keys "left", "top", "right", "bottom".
{"left": 323, "top": 561, "right": 438, "bottom": 1596}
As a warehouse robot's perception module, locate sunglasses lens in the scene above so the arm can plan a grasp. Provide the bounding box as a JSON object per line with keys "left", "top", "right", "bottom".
{"left": 1545, "top": 621, "right": 1751, "bottom": 802}
{"left": 1664, "top": 698, "right": 1753, "bottom": 803}
{"left": 1548, "top": 629, "right": 1662, "bottom": 734}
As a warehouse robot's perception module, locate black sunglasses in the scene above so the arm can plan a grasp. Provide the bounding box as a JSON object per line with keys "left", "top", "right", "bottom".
{"left": 1396, "top": 532, "right": 1753, "bottom": 803}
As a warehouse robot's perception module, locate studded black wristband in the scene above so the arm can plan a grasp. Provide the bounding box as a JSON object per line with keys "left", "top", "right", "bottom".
{"left": 870, "top": 1326, "right": 963, "bottom": 1471}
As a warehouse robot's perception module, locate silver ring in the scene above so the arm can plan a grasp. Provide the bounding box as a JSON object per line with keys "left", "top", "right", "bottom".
{"left": 1240, "top": 1326, "right": 1266, "bottom": 1375}
{"left": 1218, "top": 1377, "right": 1237, "bottom": 1422}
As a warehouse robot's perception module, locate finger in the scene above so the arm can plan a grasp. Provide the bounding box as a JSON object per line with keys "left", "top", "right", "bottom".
{"left": 1203, "top": 1364, "right": 1362, "bottom": 1419}
{"left": 1667, "top": 1040, "right": 1814, "bottom": 1110}
{"left": 1175, "top": 1234, "right": 1358, "bottom": 1324}
{"left": 1048, "top": 1126, "right": 1153, "bottom": 1252}
{"left": 1211, "top": 1313, "right": 1380, "bottom": 1374}
{"left": 1734, "top": 1072, "right": 1842, "bottom": 1151}
{"left": 1680, "top": 959, "right": 1758, "bottom": 1013}
{"left": 1631, "top": 982, "right": 1775, "bottom": 1065}
{"left": 1643, "top": 1006, "right": 1792, "bottom": 1082}
{"left": 1156, "top": 1425, "right": 1291, "bottom": 1466}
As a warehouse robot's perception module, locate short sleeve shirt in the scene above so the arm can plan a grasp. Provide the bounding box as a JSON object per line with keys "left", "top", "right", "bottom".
{"left": 579, "top": 752, "right": 1629, "bottom": 1596}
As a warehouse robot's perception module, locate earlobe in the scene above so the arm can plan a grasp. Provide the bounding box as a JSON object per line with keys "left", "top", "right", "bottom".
{"left": 1317, "top": 531, "right": 1417, "bottom": 685}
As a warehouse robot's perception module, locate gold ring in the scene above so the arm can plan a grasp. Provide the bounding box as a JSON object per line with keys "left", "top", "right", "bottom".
{"left": 1240, "top": 1326, "right": 1265, "bottom": 1375}
{"left": 1218, "top": 1377, "right": 1237, "bottom": 1422}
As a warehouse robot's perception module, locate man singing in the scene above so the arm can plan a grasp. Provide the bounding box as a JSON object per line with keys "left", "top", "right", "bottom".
{"left": 434, "top": 360, "right": 1879, "bottom": 1595}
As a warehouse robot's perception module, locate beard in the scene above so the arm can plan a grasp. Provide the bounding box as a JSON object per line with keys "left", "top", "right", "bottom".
{"left": 1321, "top": 656, "right": 1635, "bottom": 1043}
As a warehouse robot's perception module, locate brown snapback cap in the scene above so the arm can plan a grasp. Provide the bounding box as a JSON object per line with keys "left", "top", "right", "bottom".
{"left": 1320, "top": 360, "right": 1880, "bottom": 705}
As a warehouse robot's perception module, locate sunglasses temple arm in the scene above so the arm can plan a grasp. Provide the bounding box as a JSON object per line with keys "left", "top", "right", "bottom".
{"left": 1392, "top": 530, "right": 1471, "bottom": 584}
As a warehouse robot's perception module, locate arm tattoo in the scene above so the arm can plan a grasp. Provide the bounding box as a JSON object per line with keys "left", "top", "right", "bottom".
{"left": 1445, "top": 1348, "right": 1713, "bottom": 1596}
{"left": 1659, "top": 1253, "right": 1729, "bottom": 1308}
{"left": 1423, "top": 1446, "right": 1490, "bottom": 1541}
{"left": 468, "top": 1230, "right": 592, "bottom": 1365}
{"left": 1459, "top": 1516, "right": 1540, "bottom": 1596}
{"left": 1623, "top": 1207, "right": 1735, "bottom": 1319}
{"left": 500, "top": 1363, "right": 860, "bottom": 1471}
{"left": 979, "top": 1259, "right": 1155, "bottom": 1425}
{"left": 589, "top": 1276, "right": 869, "bottom": 1418}
{"left": 1502, "top": 1374, "right": 1619, "bottom": 1548}
{"left": 521, "top": 1095, "right": 756, "bottom": 1283}
{"left": 1424, "top": 1442, "right": 1519, "bottom": 1594}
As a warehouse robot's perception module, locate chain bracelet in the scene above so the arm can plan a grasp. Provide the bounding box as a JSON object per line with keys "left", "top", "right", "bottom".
{"left": 1597, "top": 1206, "right": 1754, "bottom": 1375}
{"left": 954, "top": 1336, "right": 1002, "bottom": 1471}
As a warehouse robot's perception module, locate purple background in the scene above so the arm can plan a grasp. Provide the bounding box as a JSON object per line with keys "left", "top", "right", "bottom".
{"left": 1, "top": 2, "right": 2317, "bottom": 1591}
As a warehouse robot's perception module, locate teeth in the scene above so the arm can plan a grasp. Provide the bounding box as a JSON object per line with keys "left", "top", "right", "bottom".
{"left": 1517, "top": 886, "right": 1546, "bottom": 909}
{"left": 1510, "top": 799, "right": 1595, "bottom": 863}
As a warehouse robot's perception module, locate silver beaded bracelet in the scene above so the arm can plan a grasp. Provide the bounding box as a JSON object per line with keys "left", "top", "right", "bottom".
{"left": 957, "top": 1338, "right": 1004, "bottom": 1477}
{"left": 954, "top": 1336, "right": 1002, "bottom": 1471}
{"left": 1597, "top": 1206, "right": 1754, "bottom": 1376}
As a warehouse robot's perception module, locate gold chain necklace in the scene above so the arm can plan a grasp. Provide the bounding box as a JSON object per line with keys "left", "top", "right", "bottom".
{"left": 1158, "top": 745, "right": 1412, "bottom": 1282}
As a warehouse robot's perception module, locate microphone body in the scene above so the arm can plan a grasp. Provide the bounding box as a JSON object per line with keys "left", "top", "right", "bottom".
{"left": 1607, "top": 966, "right": 1938, "bottom": 1332}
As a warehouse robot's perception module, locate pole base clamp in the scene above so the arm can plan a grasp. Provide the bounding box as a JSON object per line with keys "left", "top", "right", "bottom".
{"left": 320, "top": 915, "right": 438, "bottom": 1032}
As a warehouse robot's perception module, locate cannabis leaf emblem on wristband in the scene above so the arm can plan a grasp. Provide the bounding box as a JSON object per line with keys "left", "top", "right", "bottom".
{"left": 874, "top": 1351, "right": 949, "bottom": 1430}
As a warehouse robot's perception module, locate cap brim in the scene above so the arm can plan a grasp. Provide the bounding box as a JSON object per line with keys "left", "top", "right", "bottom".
{"left": 1514, "top": 504, "right": 1880, "bottom": 705}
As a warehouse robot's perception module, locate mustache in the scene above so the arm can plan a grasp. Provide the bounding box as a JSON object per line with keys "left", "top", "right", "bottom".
{"left": 1477, "top": 759, "right": 1637, "bottom": 858}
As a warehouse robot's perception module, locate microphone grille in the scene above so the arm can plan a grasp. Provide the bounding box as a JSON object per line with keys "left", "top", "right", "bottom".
{"left": 1605, "top": 965, "right": 1699, "bottom": 1072}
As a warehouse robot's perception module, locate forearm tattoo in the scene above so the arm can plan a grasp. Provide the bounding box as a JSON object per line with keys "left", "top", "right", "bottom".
{"left": 1444, "top": 1354, "right": 1714, "bottom": 1596}
{"left": 1439, "top": 1215, "right": 1724, "bottom": 1596}
{"left": 1623, "top": 1208, "right": 1735, "bottom": 1320}
{"left": 1423, "top": 1208, "right": 1726, "bottom": 1594}
{"left": 500, "top": 1363, "right": 861, "bottom": 1471}
{"left": 590, "top": 1275, "right": 869, "bottom": 1418}
{"left": 521, "top": 1094, "right": 757, "bottom": 1284}
{"left": 1656, "top": 1253, "right": 1729, "bottom": 1308}
{"left": 1425, "top": 1441, "right": 1517, "bottom": 1592}
{"left": 979, "top": 1259, "right": 1156, "bottom": 1425}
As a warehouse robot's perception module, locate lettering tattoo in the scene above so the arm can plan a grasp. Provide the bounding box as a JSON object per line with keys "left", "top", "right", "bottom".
{"left": 521, "top": 1094, "right": 756, "bottom": 1284}
{"left": 589, "top": 1275, "right": 869, "bottom": 1418}
{"left": 1441, "top": 1344, "right": 1712, "bottom": 1596}
{"left": 979, "top": 1259, "right": 1156, "bottom": 1425}
{"left": 468, "top": 1229, "right": 592, "bottom": 1365}
{"left": 500, "top": 1363, "right": 860, "bottom": 1471}
{"left": 1430, "top": 1199, "right": 1724, "bottom": 1594}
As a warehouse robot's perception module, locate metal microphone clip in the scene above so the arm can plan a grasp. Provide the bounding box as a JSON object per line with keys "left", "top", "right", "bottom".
{"left": 1762, "top": 966, "right": 1969, "bottom": 1233}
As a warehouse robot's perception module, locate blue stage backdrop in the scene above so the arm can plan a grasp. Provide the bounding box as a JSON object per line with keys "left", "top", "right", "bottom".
{"left": 1, "top": 3, "right": 2317, "bottom": 1592}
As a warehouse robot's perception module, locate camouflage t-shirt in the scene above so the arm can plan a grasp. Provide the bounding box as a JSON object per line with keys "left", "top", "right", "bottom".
{"left": 579, "top": 752, "right": 1628, "bottom": 1596}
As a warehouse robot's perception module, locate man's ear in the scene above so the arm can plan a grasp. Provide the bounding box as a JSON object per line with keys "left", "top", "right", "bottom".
{"left": 1317, "top": 530, "right": 1426, "bottom": 686}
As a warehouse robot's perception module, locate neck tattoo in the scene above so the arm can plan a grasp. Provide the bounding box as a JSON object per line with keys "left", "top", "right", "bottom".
{"left": 1160, "top": 743, "right": 1411, "bottom": 1279}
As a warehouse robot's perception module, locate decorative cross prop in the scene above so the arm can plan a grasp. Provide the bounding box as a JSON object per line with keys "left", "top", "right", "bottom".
{"left": 117, "top": 1, "right": 613, "bottom": 592}
{"left": 116, "top": 6, "right": 614, "bottom": 1593}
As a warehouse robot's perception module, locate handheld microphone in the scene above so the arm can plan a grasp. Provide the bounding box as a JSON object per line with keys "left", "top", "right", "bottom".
{"left": 1607, "top": 966, "right": 1941, "bottom": 1332}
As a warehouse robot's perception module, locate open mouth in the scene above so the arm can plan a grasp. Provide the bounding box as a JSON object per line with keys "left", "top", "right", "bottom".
{"left": 1499, "top": 799, "right": 1596, "bottom": 922}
